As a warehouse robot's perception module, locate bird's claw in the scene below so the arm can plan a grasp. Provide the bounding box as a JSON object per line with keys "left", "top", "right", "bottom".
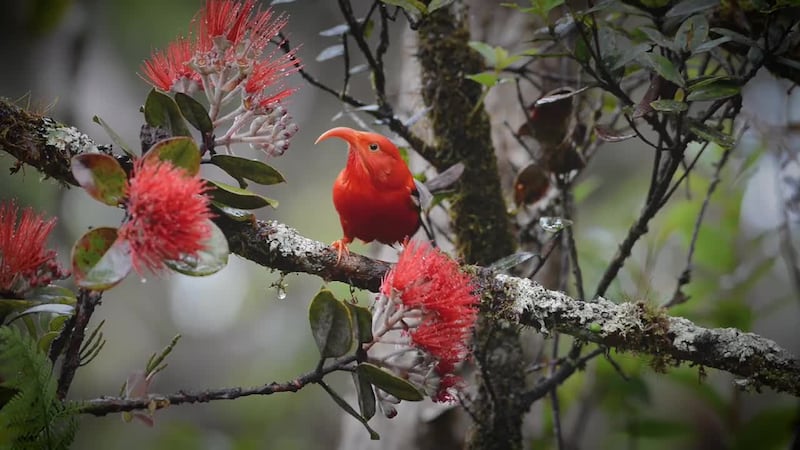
{"left": 331, "top": 239, "right": 350, "bottom": 264}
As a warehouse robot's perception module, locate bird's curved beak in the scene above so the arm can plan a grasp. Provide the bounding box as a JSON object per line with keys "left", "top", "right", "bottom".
{"left": 315, "top": 127, "right": 360, "bottom": 146}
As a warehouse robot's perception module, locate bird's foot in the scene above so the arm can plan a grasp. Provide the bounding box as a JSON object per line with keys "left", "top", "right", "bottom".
{"left": 331, "top": 239, "right": 351, "bottom": 264}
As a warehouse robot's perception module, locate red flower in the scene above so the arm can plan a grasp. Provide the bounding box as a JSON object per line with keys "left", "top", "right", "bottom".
{"left": 197, "top": 0, "right": 254, "bottom": 50}
{"left": 0, "top": 200, "right": 68, "bottom": 297}
{"left": 244, "top": 57, "right": 297, "bottom": 110}
{"left": 118, "top": 159, "right": 213, "bottom": 274}
{"left": 141, "top": 38, "right": 199, "bottom": 92}
{"left": 140, "top": 0, "right": 301, "bottom": 158}
{"left": 375, "top": 239, "right": 479, "bottom": 403}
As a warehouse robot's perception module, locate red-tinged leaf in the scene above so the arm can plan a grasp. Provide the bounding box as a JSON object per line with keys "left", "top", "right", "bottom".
{"left": 71, "top": 227, "right": 132, "bottom": 291}
{"left": 70, "top": 153, "right": 128, "bottom": 206}
{"left": 513, "top": 163, "right": 550, "bottom": 207}
{"left": 594, "top": 125, "right": 636, "bottom": 142}
{"left": 143, "top": 136, "right": 201, "bottom": 175}
{"left": 633, "top": 76, "right": 662, "bottom": 118}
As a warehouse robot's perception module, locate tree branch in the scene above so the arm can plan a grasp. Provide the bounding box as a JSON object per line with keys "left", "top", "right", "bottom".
{"left": 80, "top": 355, "right": 357, "bottom": 416}
{"left": 2, "top": 103, "right": 799, "bottom": 400}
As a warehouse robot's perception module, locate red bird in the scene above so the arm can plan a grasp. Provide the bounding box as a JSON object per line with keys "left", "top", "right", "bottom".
{"left": 315, "top": 127, "right": 422, "bottom": 261}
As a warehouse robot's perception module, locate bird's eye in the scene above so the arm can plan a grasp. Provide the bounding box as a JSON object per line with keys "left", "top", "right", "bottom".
{"left": 368, "top": 143, "right": 380, "bottom": 152}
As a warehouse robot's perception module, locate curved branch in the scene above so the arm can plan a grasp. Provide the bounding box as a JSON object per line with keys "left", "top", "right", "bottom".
{"left": 2, "top": 98, "right": 799, "bottom": 398}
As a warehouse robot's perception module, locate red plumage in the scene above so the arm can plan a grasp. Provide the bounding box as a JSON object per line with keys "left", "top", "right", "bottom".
{"left": 316, "top": 127, "right": 420, "bottom": 261}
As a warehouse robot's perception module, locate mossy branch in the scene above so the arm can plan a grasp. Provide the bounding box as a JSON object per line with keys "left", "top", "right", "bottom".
{"left": 1, "top": 99, "right": 799, "bottom": 399}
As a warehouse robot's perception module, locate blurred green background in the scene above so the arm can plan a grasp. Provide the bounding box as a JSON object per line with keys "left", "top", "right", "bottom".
{"left": 1, "top": 0, "right": 799, "bottom": 449}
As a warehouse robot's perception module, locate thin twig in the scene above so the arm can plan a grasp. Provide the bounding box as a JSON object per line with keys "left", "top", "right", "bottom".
{"left": 666, "top": 143, "right": 734, "bottom": 307}
{"left": 57, "top": 289, "right": 102, "bottom": 400}
{"left": 80, "top": 355, "right": 358, "bottom": 416}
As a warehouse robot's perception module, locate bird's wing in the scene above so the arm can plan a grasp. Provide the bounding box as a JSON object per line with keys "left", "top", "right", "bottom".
{"left": 412, "top": 179, "right": 433, "bottom": 212}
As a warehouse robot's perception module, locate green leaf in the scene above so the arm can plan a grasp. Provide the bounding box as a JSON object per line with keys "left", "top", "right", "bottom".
{"left": 71, "top": 227, "right": 132, "bottom": 291}
{"left": 639, "top": 27, "right": 676, "bottom": 51}
{"left": 465, "top": 71, "right": 500, "bottom": 87}
{"left": 610, "top": 43, "right": 650, "bottom": 71}
{"left": 24, "top": 285, "right": 76, "bottom": 304}
{"left": 352, "top": 372, "right": 377, "bottom": 421}
{"left": 643, "top": 53, "right": 685, "bottom": 87}
{"left": 468, "top": 41, "right": 497, "bottom": 66}
{"left": 674, "top": 14, "right": 709, "bottom": 52}
{"left": 210, "top": 155, "right": 286, "bottom": 186}
{"left": 319, "top": 381, "right": 379, "bottom": 440}
{"left": 0, "top": 327, "right": 80, "bottom": 448}
{"left": 650, "top": 99, "right": 688, "bottom": 112}
{"left": 688, "top": 120, "right": 735, "bottom": 149}
{"left": 574, "top": 35, "right": 591, "bottom": 63}
{"left": 70, "top": 153, "right": 128, "bottom": 206}
{"left": 207, "top": 180, "right": 279, "bottom": 209}
{"left": 92, "top": 115, "right": 136, "bottom": 157}
{"left": 49, "top": 314, "right": 70, "bottom": 332}
{"left": 164, "top": 220, "right": 229, "bottom": 276}
{"left": 308, "top": 289, "right": 353, "bottom": 358}
{"left": 428, "top": 0, "right": 454, "bottom": 12}
{"left": 143, "top": 136, "right": 201, "bottom": 175}
{"left": 665, "top": 0, "right": 718, "bottom": 17}
{"left": 346, "top": 303, "right": 374, "bottom": 345}
{"left": 6, "top": 304, "right": 74, "bottom": 325}
{"left": 38, "top": 331, "right": 60, "bottom": 353}
{"left": 686, "top": 80, "right": 740, "bottom": 102}
{"left": 687, "top": 75, "right": 730, "bottom": 90}
{"left": 174, "top": 93, "right": 213, "bottom": 134}
{"left": 357, "top": 363, "right": 424, "bottom": 401}
{"left": 143, "top": 89, "right": 191, "bottom": 137}
{"left": 526, "top": 0, "right": 565, "bottom": 17}
{"left": 381, "top": 0, "right": 427, "bottom": 14}
{"left": 211, "top": 202, "right": 255, "bottom": 222}
{"left": 0, "top": 300, "right": 39, "bottom": 324}
{"left": 7, "top": 285, "right": 78, "bottom": 322}
{"left": 710, "top": 27, "right": 759, "bottom": 47}
{"left": 692, "top": 36, "right": 732, "bottom": 53}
